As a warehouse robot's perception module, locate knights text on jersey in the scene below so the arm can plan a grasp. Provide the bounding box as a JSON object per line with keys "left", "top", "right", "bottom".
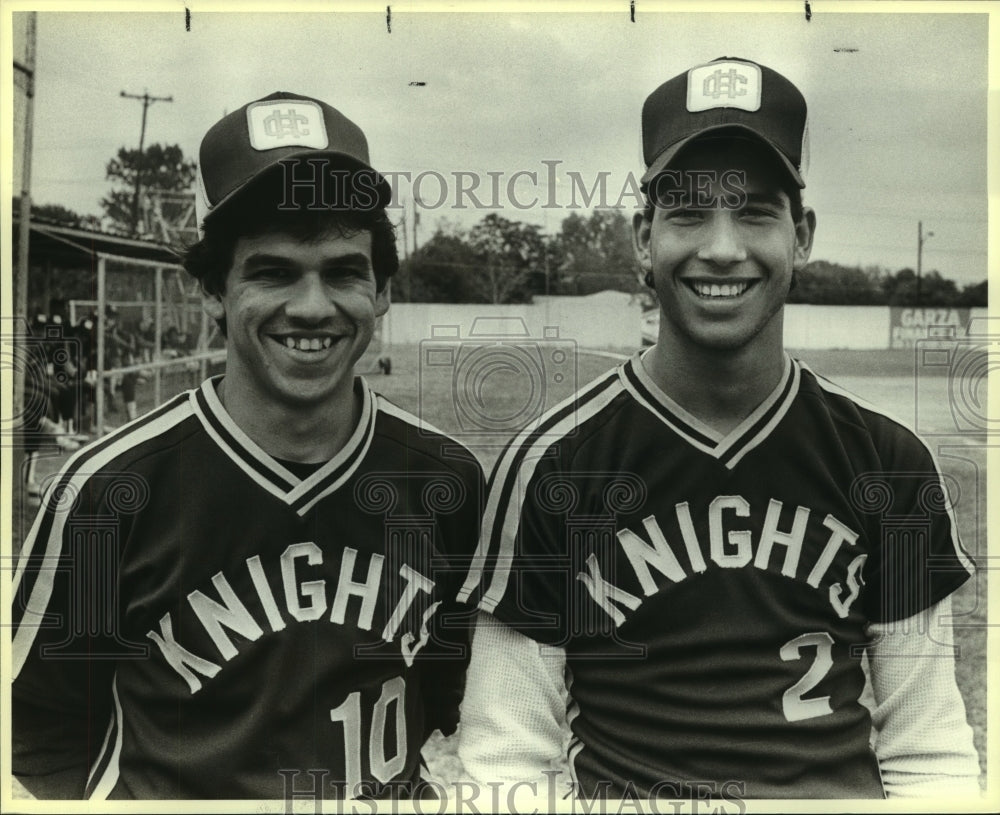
{"left": 459, "top": 353, "right": 974, "bottom": 799}
{"left": 12, "top": 377, "right": 484, "bottom": 800}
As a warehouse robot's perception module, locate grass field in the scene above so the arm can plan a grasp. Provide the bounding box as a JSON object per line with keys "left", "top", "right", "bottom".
{"left": 11, "top": 345, "right": 989, "bottom": 798}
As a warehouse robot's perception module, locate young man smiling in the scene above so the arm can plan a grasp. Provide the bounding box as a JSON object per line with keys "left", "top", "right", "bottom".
{"left": 457, "top": 58, "right": 980, "bottom": 800}
{"left": 12, "top": 92, "right": 484, "bottom": 800}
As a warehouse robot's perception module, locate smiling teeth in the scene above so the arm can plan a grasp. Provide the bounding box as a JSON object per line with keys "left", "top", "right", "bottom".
{"left": 692, "top": 281, "right": 751, "bottom": 298}
{"left": 283, "top": 337, "right": 333, "bottom": 351}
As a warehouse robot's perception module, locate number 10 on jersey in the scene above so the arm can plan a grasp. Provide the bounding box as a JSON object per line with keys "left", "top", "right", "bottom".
{"left": 329, "top": 676, "right": 408, "bottom": 791}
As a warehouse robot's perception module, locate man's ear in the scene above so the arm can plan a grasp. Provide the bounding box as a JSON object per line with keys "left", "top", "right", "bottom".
{"left": 793, "top": 207, "right": 817, "bottom": 271}
{"left": 202, "top": 288, "right": 225, "bottom": 322}
{"left": 633, "top": 211, "right": 653, "bottom": 287}
{"left": 375, "top": 280, "right": 391, "bottom": 317}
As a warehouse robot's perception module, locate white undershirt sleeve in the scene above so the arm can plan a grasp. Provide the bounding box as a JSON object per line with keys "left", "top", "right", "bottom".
{"left": 867, "top": 595, "right": 981, "bottom": 798}
{"left": 458, "top": 611, "right": 569, "bottom": 788}
{"left": 458, "top": 603, "right": 981, "bottom": 801}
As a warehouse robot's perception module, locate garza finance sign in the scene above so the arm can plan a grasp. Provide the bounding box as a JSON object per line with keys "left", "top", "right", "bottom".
{"left": 890, "top": 307, "right": 970, "bottom": 348}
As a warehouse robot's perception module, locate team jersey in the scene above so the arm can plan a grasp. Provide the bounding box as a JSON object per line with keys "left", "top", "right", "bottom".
{"left": 13, "top": 376, "right": 484, "bottom": 800}
{"left": 459, "top": 352, "right": 974, "bottom": 799}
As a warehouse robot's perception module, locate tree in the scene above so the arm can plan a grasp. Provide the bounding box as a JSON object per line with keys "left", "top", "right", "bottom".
{"left": 467, "top": 214, "right": 552, "bottom": 304}
{"left": 402, "top": 229, "right": 483, "bottom": 303}
{"left": 30, "top": 202, "right": 101, "bottom": 230}
{"left": 881, "top": 268, "right": 960, "bottom": 306}
{"left": 956, "top": 280, "right": 988, "bottom": 307}
{"left": 101, "top": 143, "right": 197, "bottom": 236}
{"left": 557, "top": 209, "right": 638, "bottom": 295}
{"left": 787, "top": 260, "right": 884, "bottom": 305}
{"left": 400, "top": 216, "right": 560, "bottom": 304}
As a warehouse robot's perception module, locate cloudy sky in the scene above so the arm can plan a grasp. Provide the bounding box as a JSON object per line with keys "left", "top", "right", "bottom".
{"left": 13, "top": 2, "right": 993, "bottom": 284}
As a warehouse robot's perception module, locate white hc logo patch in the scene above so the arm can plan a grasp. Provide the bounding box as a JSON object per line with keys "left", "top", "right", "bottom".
{"left": 687, "top": 62, "right": 762, "bottom": 113}
{"left": 703, "top": 68, "right": 747, "bottom": 99}
{"left": 263, "top": 109, "right": 310, "bottom": 139}
{"left": 246, "top": 100, "right": 329, "bottom": 151}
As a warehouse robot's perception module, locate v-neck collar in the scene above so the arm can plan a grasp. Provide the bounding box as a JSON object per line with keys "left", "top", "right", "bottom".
{"left": 189, "top": 376, "right": 378, "bottom": 515}
{"left": 621, "top": 351, "right": 800, "bottom": 469}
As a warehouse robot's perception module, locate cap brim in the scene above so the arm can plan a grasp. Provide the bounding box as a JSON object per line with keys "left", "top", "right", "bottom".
{"left": 201, "top": 150, "right": 392, "bottom": 224}
{"left": 640, "top": 124, "right": 805, "bottom": 190}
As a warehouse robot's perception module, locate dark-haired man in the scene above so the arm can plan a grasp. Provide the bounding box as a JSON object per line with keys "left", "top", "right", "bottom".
{"left": 458, "top": 58, "right": 980, "bottom": 799}
{"left": 13, "top": 92, "right": 483, "bottom": 801}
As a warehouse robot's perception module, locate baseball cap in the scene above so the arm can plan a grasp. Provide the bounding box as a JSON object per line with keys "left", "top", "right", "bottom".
{"left": 640, "top": 57, "right": 808, "bottom": 190}
{"left": 196, "top": 91, "right": 392, "bottom": 224}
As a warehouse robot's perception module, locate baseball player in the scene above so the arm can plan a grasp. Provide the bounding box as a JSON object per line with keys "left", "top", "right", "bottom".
{"left": 12, "top": 91, "right": 484, "bottom": 800}
{"left": 457, "top": 58, "right": 980, "bottom": 799}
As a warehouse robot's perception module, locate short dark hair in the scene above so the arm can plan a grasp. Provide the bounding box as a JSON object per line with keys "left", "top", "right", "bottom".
{"left": 640, "top": 139, "right": 805, "bottom": 226}
{"left": 641, "top": 181, "right": 804, "bottom": 226}
{"left": 183, "top": 197, "right": 398, "bottom": 297}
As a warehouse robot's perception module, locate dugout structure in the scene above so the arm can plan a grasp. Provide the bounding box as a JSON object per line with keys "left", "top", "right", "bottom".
{"left": 67, "top": 251, "right": 224, "bottom": 436}
{"left": 13, "top": 218, "right": 225, "bottom": 439}
{"left": 19, "top": 217, "right": 391, "bottom": 441}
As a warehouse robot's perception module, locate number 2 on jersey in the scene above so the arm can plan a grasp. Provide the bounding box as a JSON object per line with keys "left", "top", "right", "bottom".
{"left": 329, "top": 676, "right": 407, "bottom": 790}
{"left": 779, "top": 632, "right": 834, "bottom": 722}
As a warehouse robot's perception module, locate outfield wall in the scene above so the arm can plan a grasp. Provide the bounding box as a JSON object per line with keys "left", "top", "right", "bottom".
{"left": 784, "top": 306, "right": 888, "bottom": 349}
{"left": 383, "top": 300, "right": 989, "bottom": 351}
{"left": 784, "top": 305, "right": 989, "bottom": 349}
{"left": 382, "top": 291, "right": 644, "bottom": 349}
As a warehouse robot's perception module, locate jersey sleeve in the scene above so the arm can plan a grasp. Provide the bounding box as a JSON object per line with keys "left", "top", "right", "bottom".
{"left": 859, "top": 424, "right": 975, "bottom": 623}
{"left": 417, "top": 451, "right": 486, "bottom": 740}
{"left": 12, "top": 465, "right": 138, "bottom": 797}
{"left": 458, "top": 440, "right": 579, "bottom": 646}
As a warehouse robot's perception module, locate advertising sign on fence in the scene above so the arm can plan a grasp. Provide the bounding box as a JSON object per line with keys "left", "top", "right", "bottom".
{"left": 889, "top": 307, "right": 971, "bottom": 348}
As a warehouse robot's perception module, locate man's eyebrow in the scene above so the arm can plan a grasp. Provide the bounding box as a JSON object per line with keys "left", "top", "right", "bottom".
{"left": 241, "top": 252, "right": 372, "bottom": 268}
{"left": 743, "top": 192, "right": 787, "bottom": 208}
{"left": 242, "top": 253, "right": 297, "bottom": 268}
{"left": 320, "top": 252, "right": 373, "bottom": 269}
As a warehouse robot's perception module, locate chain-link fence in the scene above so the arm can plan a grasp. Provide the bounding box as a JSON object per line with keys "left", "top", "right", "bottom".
{"left": 65, "top": 253, "right": 224, "bottom": 436}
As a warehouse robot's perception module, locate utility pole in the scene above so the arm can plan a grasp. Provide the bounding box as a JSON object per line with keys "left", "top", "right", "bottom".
{"left": 120, "top": 89, "right": 173, "bottom": 236}
{"left": 13, "top": 12, "right": 37, "bottom": 490}
{"left": 542, "top": 210, "right": 551, "bottom": 296}
{"left": 412, "top": 195, "right": 422, "bottom": 256}
{"left": 917, "top": 220, "right": 933, "bottom": 307}
{"left": 400, "top": 196, "right": 409, "bottom": 262}
{"left": 399, "top": 197, "right": 410, "bottom": 302}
